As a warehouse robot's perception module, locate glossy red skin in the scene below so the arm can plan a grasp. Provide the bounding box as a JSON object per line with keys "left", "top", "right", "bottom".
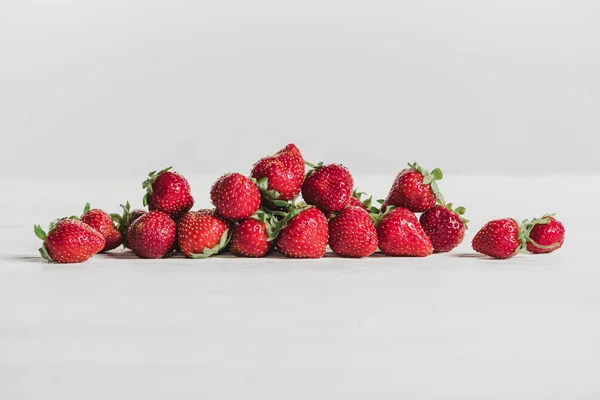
{"left": 384, "top": 168, "right": 436, "bottom": 213}
{"left": 377, "top": 207, "right": 433, "bottom": 257}
{"left": 302, "top": 164, "right": 354, "bottom": 214}
{"left": 177, "top": 210, "right": 230, "bottom": 257}
{"left": 251, "top": 143, "right": 305, "bottom": 200}
{"left": 419, "top": 205, "right": 465, "bottom": 253}
{"left": 45, "top": 220, "right": 105, "bottom": 263}
{"left": 526, "top": 217, "right": 565, "bottom": 254}
{"left": 472, "top": 218, "right": 520, "bottom": 259}
{"left": 277, "top": 207, "right": 329, "bottom": 258}
{"left": 210, "top": 173, "right": 261, "bottom": 221}
{"left": 127, "top": 211, "right": 177, "bottom": 259}
{"left": 329, "top": 207, "right": 378, "bottom": 258}
{"left": 229, "top": 219, "right": 273, "bottom": 257}
{"left": 148, "top": 171, "right": 194, "bottom": 220}
{"left": 81, "top": 208, "right": 123, "bottom": 251}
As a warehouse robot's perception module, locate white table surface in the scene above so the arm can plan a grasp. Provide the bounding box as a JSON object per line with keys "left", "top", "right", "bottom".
{"left": 1, "top": 174, "right": 598, "bottom": 399}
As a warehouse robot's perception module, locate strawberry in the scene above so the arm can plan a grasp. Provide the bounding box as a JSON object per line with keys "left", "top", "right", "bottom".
{"left": 276, "top": 206, "right": 329, "bottom": 258}
{"left": 348, "top": 190, "right": 370, "bottom": 211}
{"left": 329, "top": 206, "right": 378, "bottom": 258}
{"left": 229, "top": 211, "right": 278, "bottom": 257}
{"left": 383, "top": 162, "right": 443, "bottom": 213}
{"left": 526, "top": 215, "right": 565, "bottom": 254}
{"left": 127, "top": 211, "right": 177, "bottom": 259}
{"left": 377, "top": 207, "right": 433, "bottom": 257}
{"left": 34, "top": 219, "right": 105, "bottom": 263}
{"left": 302, "top": 163, "right": 354, "bottom": 214}
{"left": 142, "top": 167, "right": 194, "bottom": 220}
{"left": 80, "top": 203, "right": 123, "bottom": 251}
{"left": 419, "top": 204, "right": 468, "bottom": 253}
{"left": 111, "top": 201, "right": 146, "bottom": 249}
{"left": 251, "top": 144, "right": 305, "bottom": 202}
{"left": 177, "top": 209, "right": 230, "bottom": 258}
{"left": 210, "top": 173, "right": 261, "bottom": 221}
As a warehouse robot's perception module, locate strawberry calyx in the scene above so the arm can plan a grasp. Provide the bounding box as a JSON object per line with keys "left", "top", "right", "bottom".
{"left": 517, "top": 214, "right": 562, "bottom": 252}
{"left": 444, "top": 202, "right": 469, "bottom": 229}
{"left": 142, "top": 166, "right": 172, "bottom": 207}
{"left": 33, "top": 216, "right": 79, "bottom": 262}
{"left": 252, "top": 209, "right": 282, "bottom": 242}
{"left": 408, "top": 161, "right": 445, "bottom": 205}
{"left": 82, "top": 202, "right": 91, "bottom": 215}
{"left": 251, "top": 176, "right": 290, "bottom": 209}
{"left": 189, "top": 228, "right": 231, "bottom": 259}
{"left": 110, "top": 201, "right": 138, "bottom": 248}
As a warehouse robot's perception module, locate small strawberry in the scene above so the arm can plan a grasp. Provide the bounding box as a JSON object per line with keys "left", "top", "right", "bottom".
{"left": 276, "top": 206, "right": 329, "bottom": 258}
{"left": 329, "top": 206, "right": 378, "bottom": 258}
{"left": 110, "top": 201, "right": 146, "bottom": 249}
{"left": 377, "top": 207, "right": 433, "bottom": 257}
{"left": 419, "top": 204, "right": 468, "bottom": 253}
{"left": 177, "top": 209, "right": 230, "bottom": 258}
{"left": 142, "top": 167, "right": 194, "bottom": 220}
{"left": 127, "top": 211, "right": 177, "bottom": 259}
{"left": 229, "top": 211, "right": 278, "bottom": 257}
{"left": 34, "top": 219, "right": 105, "bottom": 263}
{"left": 302, "top": 163, "right": 354, "bottom": 214}
{"left": 383, "top": 162, "right": 443, "bottom": 213}
{"left": 526, "top": 215, "right": 565, "bottom": 254}
{"left": 251, "top": 144, "right": 305, "bottom": 202}
{"left": 80, "top": 203, "right": 123, "bottom": 251}
{"left": 210, "top": 173, "right": 261, "bottom": 221}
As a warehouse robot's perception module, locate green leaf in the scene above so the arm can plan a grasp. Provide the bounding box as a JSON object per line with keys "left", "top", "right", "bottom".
{"left": 38, "top": 245, "right": 51, "bottom": 262}
{"left": 219, "top": 229, "right": 230, "bottom": 248}
{"left": 143, "top": 193, "right": 149, "bottom": 207}
{"left": 423, "top": 175, "right": 435, "bottom": 185}
{"left": 190, "top": 252, "right": 209, "bottom": 259}
{"left": 376, "top": 199, "right": 385, "bottom": 205}
{"left": 110, "top": 213, "right": 121, "bottom": 223}
{"left": 455, "top": 206, "right": 466, "bottom": 215}
{"left": 33, "top": 225, "right": 47, "bottom": 240}
{"left": 257, "top": 177, "right": 269, "bottom": 191}
{"left": 430, "top": 168, "right": 443, "bottom": 180}
{"left": 83, "top": 202, "right": 91, "bottom": 214}
{"left": 271, "top": 199, "right": 289, "bottom": 207}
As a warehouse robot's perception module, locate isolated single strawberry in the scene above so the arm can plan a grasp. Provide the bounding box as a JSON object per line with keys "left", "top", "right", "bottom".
{"left": 251, "top": 143, "right": 305, "bottom": 201}
{"left": 110, "top": 201, "right": 146, "bottom": 249}
{"left": 229, "top": 212, "right": 278, "bottom": 257}
{"left": 127, "top": 211, "right": 177, "bottom": 259}
{"left": 277, "top": 206, "right": 329, "bottom": 258}
{"left": 383, "top": 162, "right": 443, "bottom": 213}
{"left": 177, "top": 209, "right": 230, "bottom": 258}
{"left": 526, "top": 215, "right": 565, "bottom": 254}
{"left": 210, "top": 173, "right": 261, "bottom": 221}
{"left": 329, "top": 206, "right": 378, "bottom": 258}
{"left": 377, "top": 207, "right": 433, "bottom": 257}
{"left": 302, "top": 163, "right": 354, "bottom": 214}
{"left": 142, "top": 167, "right": 194, "bottom": 220}
{"left": 34, "top": 219, "right": 105, "bottom": 263}
{"left": 419, "top": 204, "right": 468, "bottom": 253}
{"left": 80, "top": 203, "right": 122, "bottom": 251}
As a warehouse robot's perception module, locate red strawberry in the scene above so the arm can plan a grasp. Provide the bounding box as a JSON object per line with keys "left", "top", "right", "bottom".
{"left": 329, "top": 206, "right": 378, "bottom": 258}
{"left": 127, "top": 211, "right": 177, "bottom": 259}
{"left": 177, "top": 209, "right": 230, "bottom": 258}
{"left": 383, "top": 162, "right": 443, "bottom": 213}
{"left": 143, "top": 167, "right": 194, "bottom": 220}
{"left": 302, "top": 163, "right": 354, "bottom": 214}
{"left": 210, "top": 173, "right": 261, "bottom": 221}
{"left": 471, "top": 218, "right": 522, "bottom": 259}
{"left": 377, "top": 207, "right": 433, "bottom": 257}
{"left": 111, "top": 201, "right": 146, "bottom": 249}
{"left": 276, "top": 206, "right": 329, "bottom": 258}
{"left": 526, "top": 215, "right": 565, "bottom": 254}
{"left": 229, "top": 212, "right": 276, "bottom": 257}
{"left": 251, "top": 144, "right": 304, "bottom": 201}
{"left": 348, "top": 190, "right": 370, "bottom": 211}
{"left": 34, "top": 219, "right": 105, "bottom": 263}
{"left": 419, "top": 204, "right": 468, "bottom": 253}
{"left": 80, "top": 203, "right": 123, "bottom": 251}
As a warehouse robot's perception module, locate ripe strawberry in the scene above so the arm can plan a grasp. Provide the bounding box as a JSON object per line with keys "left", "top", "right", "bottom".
{"left": 526, "top": 215, "right": 565, "bottom": 254}
{"left": 383, "top": 162, "right": 443, "bottom": 213}
{"left": 80, "top": 203, "right": 123, "bottom": 251}
{"left": 142, "top": 167, "right": 194, "bottom": 220}
{"left": 210, "top": 173, "right": 261, "bottom": 221}
{"left": 419, "top": 204, "right": 468, "bottom": 253}
{"left": 471, "top": 218, "right": 522, "bottom": 259}
{"left": 110, "top": 201, "right": 146, "bottom": 249}
{"left": 348, "top": 190, "right": 370, "bottom": 211}
{"left": 177, "top": 209, "right": 230, "bottom": 258}
{"left": 377, "top": 207, "right": 433, "bottom": 257}
{"left": 34, "top": 219, "right": 105, "bottom": 263}
{"left": 329, "top": 206, "right": 378, "bottom": 258}
{"left": 276, "top": 206, "right": 329, "bottom": 258}
{"left": 229, "top": 211, "right": 278, "bottom": 257}
{"left": 127, "top": 211, "right": 177, "bottom": 259}
{"left": 251, "top": 144, "right": 304, "bottom": 201}
{"left": 302, "top": 163, "right": 354, "bottom": 214}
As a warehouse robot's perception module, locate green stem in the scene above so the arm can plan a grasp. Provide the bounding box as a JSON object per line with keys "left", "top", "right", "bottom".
{"left": 304, "top": 160, "right": 316, "bottom": 168}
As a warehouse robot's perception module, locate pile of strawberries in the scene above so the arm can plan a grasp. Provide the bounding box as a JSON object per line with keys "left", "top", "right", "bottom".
{"left": 34, "top": 144, "right": 565, "bottom": 263}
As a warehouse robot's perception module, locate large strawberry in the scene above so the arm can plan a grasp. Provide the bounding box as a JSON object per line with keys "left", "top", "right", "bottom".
{"left": 210, "top": 173, "right": 261, "bottom": 221}
{"left": 250, "top": 144, "right": 304, "bottom": 202}
{"left": 526, "top": 215, "right": 565, "bottom": 254}
{"left": 127, "top": 211, "right": 177, "bottom": 259}
{"left": 229, "top": 211, "right": 278, "bottom": 257}
{"left": 80, "top": 203, "right": 122, "bottom": 251}
{"left": 377, "top": 207, "right": 433, "bottom": 257}
{"left": 329, "top": 206, "right": 378, "bottom": 258}
{"left": 302, "top": 163, "right": 354, "bottom": 214}
{"left": 419, "top": 204, "right": 468, "bottom": 253}
{"left": 276, "top": 206, "right": 329, "bottom": 258}
{"left": 34, "top": 219, "right": 105, "bottom": 263}
{"left": 177, "top": 209, "right": 230, "bottom": 258}
{"left": 110, "top": 201, "right": 146, "bottom": 249}
{"left": 142, "top": 167, "right": 194, "bottom": 220}
{"left": 383, "top": 162, "right": 443, "bottom": 213}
